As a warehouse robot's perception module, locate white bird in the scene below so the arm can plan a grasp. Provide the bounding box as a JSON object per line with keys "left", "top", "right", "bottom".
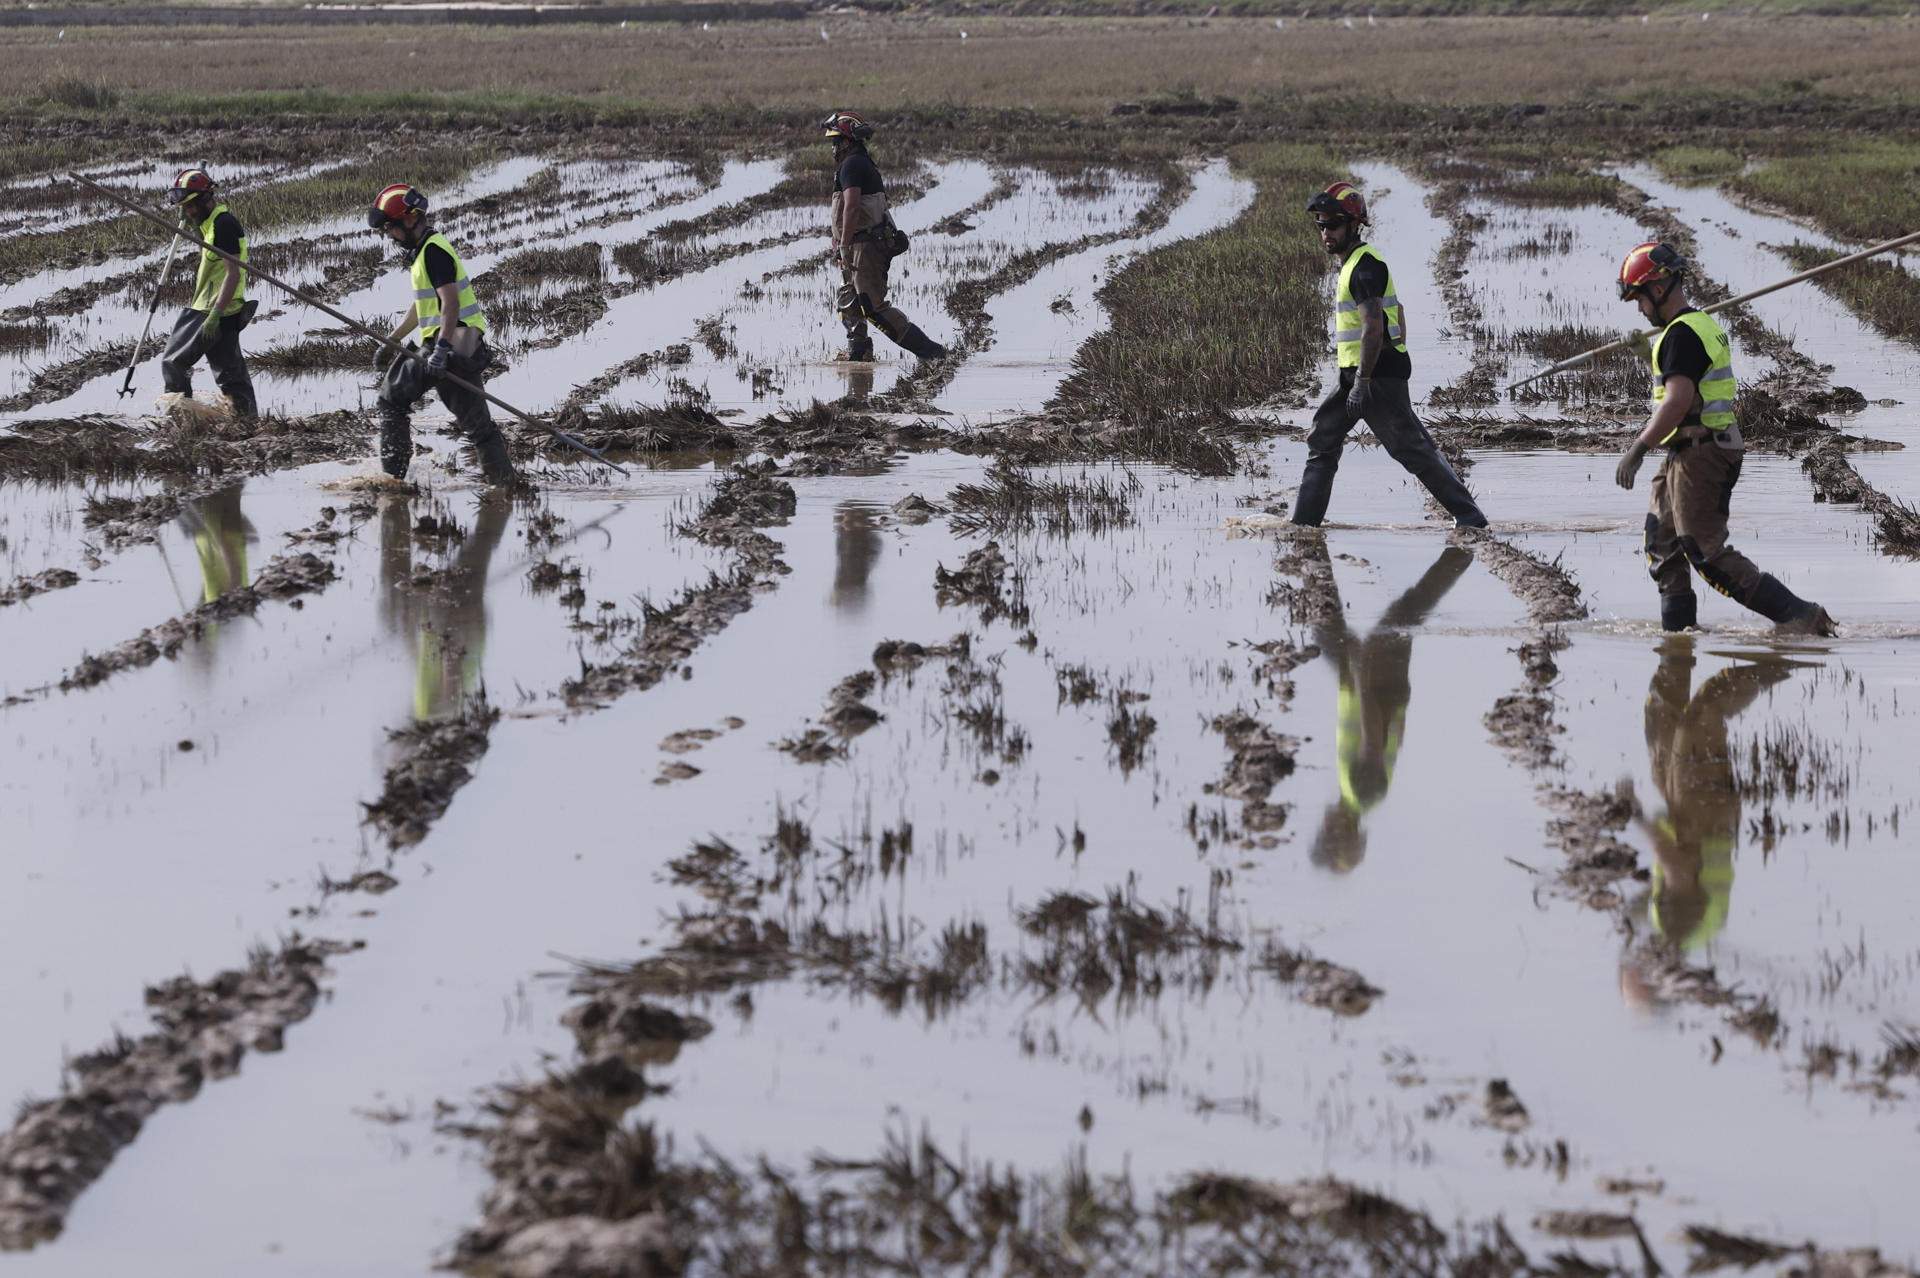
{"left": 1701, "top": 9, "right": 1710, "bottom": 17}
{"left": 1273, "top": 16, "right": 1284, "bottom": 27}
{"left": 1342, "top": 16, "right": 1353, "bottom": 28}
{"left": 820, "top": 26, "right": 830, "bottom": 40}
{"left": 619, "top": 19, "right": 626, "bottom": 27}
{"left": 701, "top": 20, "right": 709, "bottom": 28}
{"left": 56, "top": 27, "right": 64, "bottom": 37}
{"left": 959, "top": 28, "right": 968, "bottom": 38}
{"left": 1367, "top": 12, "right": 1377, "bottom": 25}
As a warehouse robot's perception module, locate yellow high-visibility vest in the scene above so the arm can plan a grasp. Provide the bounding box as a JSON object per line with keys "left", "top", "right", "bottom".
{"left": 409, "top": 232, "right": 487, "bottom": 344}
{"left": 1334, "top": 243, "right": 1406, "bottom": 369}
{"left": 1651, "top": 310, "right": 1737, "bottom": 439}
{"left": 189, "top": 202, "right": 247, "bottom": 317}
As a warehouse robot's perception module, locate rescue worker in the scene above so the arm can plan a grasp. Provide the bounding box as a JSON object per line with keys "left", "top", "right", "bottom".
{"left": 823, "top": 110, "right": 947, "bottom": 363}
{"left": 159, "top": 168, "right": 258, "bottom": 417}
{"left": 367, "top": 183, "right": 515, "bottom": 485}
{"left": 1291, "top": 181, "right": 1487, "bottom": 530}
{"left": 1627, "top": 644, "right": 1803, "bottom": 953}
{"left": 1613, "top": 242, "right": 1835, "bottom": 635}
{"left": 1308, "top": 543, "right": 1473, "bottom": 872}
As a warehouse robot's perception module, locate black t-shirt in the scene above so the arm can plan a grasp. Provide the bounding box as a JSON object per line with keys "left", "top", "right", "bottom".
{"left": 1655, "top": 310, "right": 1713, "bottom": 395}
{"left": 421, "top": 243, "right": 459, "bottom": 289}
{"left": 210, "top": 210, "right": 244, "bottom": 255}
{"left": 834, "top": 150, "right": 884, "bottom": 196}
{"left": 1346, "top": 251, "right": 1412, "bottom": 380}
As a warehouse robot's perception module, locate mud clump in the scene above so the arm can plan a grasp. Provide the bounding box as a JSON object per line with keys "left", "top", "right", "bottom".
{"left": 933, "top": 539, "right": 1029, "bottom": 628}
{"left": 1206, "top": 711, "right": 1299, "bottom": 834}
{"left": 871, "top": 633, "right": 969, "bottom": 681}
{"left": 57, "top": 550, "right": 337, "bottom": 693}
{"left": 778, "top": 671, "right": 883, "bottom": 764}
{"left": 1455, "top": 530, "right": 1587, "bottom": 624}
{"left": 0, "top": 937, "right": 356, "bottom": 1251}
{"left": 563, "top": 468, "right": 793, "bottom": 708}
{"left": 1255, "top": 940, "right": 1382, "bottom": 1016}
{"left": 1267, "top": 528, "right": 1341, "bottom": 626}
{"left": 1803, "top": 437, "right": 1920, "bottom": 555}
{"left": 363, "top": 692, "right": 502, "bottom": 848}
{"left": 0, "top": 567, "right": 79, "bottom": 607}
{"left": 1017, "top": 886, "right": 1240, "bottom": 1009}
{"left": 1481, "top": 1078, "right": 1531, "bottom": 1132}
{"left": 891, "top": 492, "right": 945, "bottom": 524}
{"left": 947, "top": 461, "right": 1139, "bottom": 537}
{"left": 548, "top": 400, "right": 740, "bottom": 455}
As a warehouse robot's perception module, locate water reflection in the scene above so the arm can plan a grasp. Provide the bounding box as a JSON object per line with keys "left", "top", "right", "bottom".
{"left": 830, "top": 502, "right": 883, "bottom": 614}
{"left": 838, "top": 359, "right": 876, "bottom": 404}
{"left": 1309, "top": 545, "right": 1473, "bottom": 873}
{"left": 1629, "top": 642, "right": 1807, "bottom": 952}
{"left": 176, "top": 483, "right": 254, "bottom": 674}
{"left": 378, "top": 493, "right": 510, "bottom": 721}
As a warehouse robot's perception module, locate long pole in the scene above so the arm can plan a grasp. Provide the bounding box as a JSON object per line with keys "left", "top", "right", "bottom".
{"left": 71, "top": 172, "right": 629, "bottom": 478}
{"left": 1507, "top": 227, "right": 1920, "bottom": 392}
{"left": 119, "top": 223, "right": 185, "bottom": 398}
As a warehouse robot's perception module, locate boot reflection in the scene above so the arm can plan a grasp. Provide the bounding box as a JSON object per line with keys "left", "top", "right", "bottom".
{"left": 1309, "top": 545, "right": 1473, "bottom": 873}
{"left": 176, "top": 482, "right": 255, "bottom": 676}
{"left": 378, "top": 491, "right": 512, "bottom": 721}
{"left": 830, "top": 501, "right": 883, "bottom": 614}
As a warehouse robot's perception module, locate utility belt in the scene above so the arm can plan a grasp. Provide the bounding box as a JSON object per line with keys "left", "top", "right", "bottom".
{"left": 849, "top": 219, "right": 910, "bottom": 256}
{"left": 1666, "top": 422, "right": 1742, "bottom": 452}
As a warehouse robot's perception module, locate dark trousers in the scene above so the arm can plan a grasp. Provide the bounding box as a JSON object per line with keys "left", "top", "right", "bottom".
{"left": 160, "top": 307, "right": 256, "bottom": 417}
{"left": 1291, "top": 372, "right": 1486, "bottom": 528}
{"left": 376, "top": 339, "right": 513, "bottom": 483}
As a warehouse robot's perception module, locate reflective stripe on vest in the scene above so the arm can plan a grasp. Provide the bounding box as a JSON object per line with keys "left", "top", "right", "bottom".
{"left": 1650, "top": 310, "right": 1736, "bottom": 438}
{"left": 189, "top": 202, "right": 247, "bottom": 317}
{"left": 1649, "top": 825, "right": 1734, "bottom": 952}
{"left": 1335, "top": 681, "right": 1404, "bottom": 816}
{"left": 409, "top": 232, "right": 487, "bottom": 342}
{"left": 1334, "top": 243, "right": 1407, "bottom": 369}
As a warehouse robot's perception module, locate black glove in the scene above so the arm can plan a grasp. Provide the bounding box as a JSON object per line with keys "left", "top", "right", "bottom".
{"left": 1615, "top": 441, "right": 1650, "bottom": 491}
{"left": 425, "top": 340, "right": 452, "bottom": 378}
{"left": 1345, "top": 376, "right": 1372, "bottom": 415}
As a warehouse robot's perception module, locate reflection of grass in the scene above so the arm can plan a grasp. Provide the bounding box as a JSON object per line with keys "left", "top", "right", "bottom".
{"left": 1778, "top": 242, "right": 1920, "bottom": 345}
{"left": 1731, "top": 139, "right": 1920, "bottom": 242}
{"left": 1051, "top": 142, "right": 1334, "bottom": 421}
{"left": 1654, "top": 145, "right": 1742, "bottom": 182}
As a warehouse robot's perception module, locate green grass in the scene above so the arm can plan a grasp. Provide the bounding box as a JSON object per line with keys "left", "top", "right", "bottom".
{"left": 1778, "top": 242, "right": 1920, "bottom": 347}
{"left": 1730, "top": 139, "right": 1920, "bottom": 243}
{"left": 1653, "top": 145, "right": 1743, "bottom": 183}
{"left": 1050, "top": 141, "right": 1337, "bottom": 422}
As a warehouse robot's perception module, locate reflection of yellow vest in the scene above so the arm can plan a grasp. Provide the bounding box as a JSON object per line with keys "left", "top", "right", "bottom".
{"left": 1650, "top": 822, "right": 1734, "bottom": 952}
{"left": 414, "top": 627, "right": 484, "bottom": 721}
{"left": 409, "top": 232, "right": 486, "bottom": 344}
{"left": 192, "top": 526, "right": 248, "bottom": 603}
{"left": 189, "top": 202, "right": 248, "bottom": 317}
{"left": 1334, "top": 243, "right": 1406, "bottom": 369}
{"left": 1651, "top": 310, "right": 1736, "bottom": 439}
{"left": 1335, "top": 680, "right": 1404, "bottom": 815}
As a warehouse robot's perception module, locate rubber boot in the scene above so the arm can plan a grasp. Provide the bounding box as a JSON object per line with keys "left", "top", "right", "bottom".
{"left": 471, "top": 427, "right": 516, "bottom": 487}
{"left": 223, "top": 380, "right": 259, "bottom": 420}
{"left": 1747, "top": 573, "right": 1834, "bottom": 634}
{"left": 379, "top": 412, "right": 413, "bottom": 480}
{"left": 839, "top": 334, "right": 875, "bottom": 362}
{"left": 1659, "top": 592, "right": 1698, "bottom": 633}
{"left": 897, "top": 324, "right": 948, "bottom": 360}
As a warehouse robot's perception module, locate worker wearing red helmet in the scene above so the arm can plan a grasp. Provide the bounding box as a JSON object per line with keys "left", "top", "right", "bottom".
{"left": 823, "top": 110, "right": 947, "bottom": 363}
{"left": 367, "top": 183, "right": 514, "bottom": 485}
{"left": 159, "top": 168, "right": 258, "bottom": 417}
{"left": 1613, "top": 242, "right": 1833, "bottom": 634}
{"left": 1291, "top": 181, "right": 1486, "bottom": 530}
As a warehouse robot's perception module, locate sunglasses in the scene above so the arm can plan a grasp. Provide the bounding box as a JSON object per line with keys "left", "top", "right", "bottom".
{"left": 1314, "top": 219, "right": 1349, "bottom": 232}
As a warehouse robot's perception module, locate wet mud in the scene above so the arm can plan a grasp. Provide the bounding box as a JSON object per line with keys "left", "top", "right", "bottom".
{"left": 1802, "top": 437, "right": 1920, "bottom": 555}
{"left": 0, "top": 937, "right": 358, "bottom": 1252}
{"left": 1453, "top": 528, "right": 1588, "bottom": 624}
{"left": 363, "top": 693, "right": 503, "bottom": 848}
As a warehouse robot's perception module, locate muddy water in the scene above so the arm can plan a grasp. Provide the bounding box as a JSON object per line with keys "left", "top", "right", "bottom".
{"left": 6, "top": 442, "right": 1918, "bottom": 1274}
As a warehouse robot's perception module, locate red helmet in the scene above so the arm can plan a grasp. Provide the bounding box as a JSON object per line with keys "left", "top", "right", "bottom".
{"left": 1619, "top": 241, "right": 1688, "bottom": 299}
{"left": 1306, "top": 180, "right": 1367, "bottom": 226}
{"left": 821, "top": 109, "right": 874, "bottom": 143}
{"left": 168, "top": 168, "right": 215, "bottom": 206}
{"left": 369, "top": 182, "right": 429, "bottom": 230}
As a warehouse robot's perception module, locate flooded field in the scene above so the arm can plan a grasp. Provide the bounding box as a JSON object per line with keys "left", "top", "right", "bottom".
{"left": 4, "top": 141, "right": 1919, "bottom": 1278}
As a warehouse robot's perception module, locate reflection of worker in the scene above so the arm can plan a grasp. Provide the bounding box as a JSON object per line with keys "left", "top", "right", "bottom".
{"left": 823, "top": 110, "right": 947, "bottom": 363}
{"left": 1309, "top": 544, "right": 1473, "bottom": 872}
{"left": 829, "top": 502, "right": 883, "bottom": 613}
{"left": 159, "top": 168, "right": 258, "bottom": 418}
{"left": 177, "top": 483, "right": 254, "bottom": 671}
{"left": 368, "top": 183, "right": 515, "bottom": 485}
{"left": 838, "top": 358, "right": 876, "bottom": 403}
{"left": 1627, "top": 642, "right": 1800, "bottom": 951}
{"left": 1611, "top": 242, "right": 1834, "bottom": 636}
{"left": 1291, "top": 180, "right": 1487, "bottom": 530}
{"left": 378, "top": 493, "right": 510, "bottom": 720}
